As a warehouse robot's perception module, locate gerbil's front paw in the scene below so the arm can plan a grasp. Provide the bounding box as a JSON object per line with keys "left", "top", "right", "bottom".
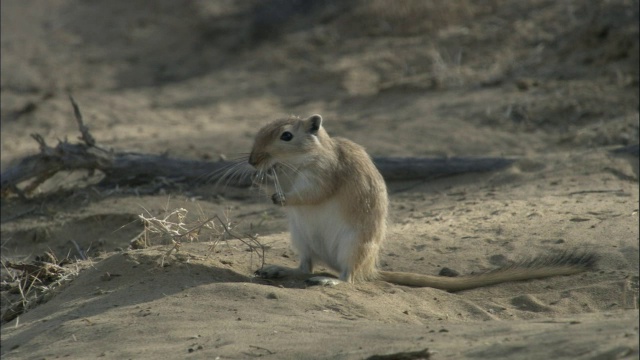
{"left": 271, "top": 193, "right": 286, "bottom": 206}
{"left": 255, "top": 265, "right": 289, "bottom": 279}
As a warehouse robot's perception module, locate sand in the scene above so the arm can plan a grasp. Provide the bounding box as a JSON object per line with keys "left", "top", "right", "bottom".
{"left": 1, "top": 1, "right": 638, "bottom": 359}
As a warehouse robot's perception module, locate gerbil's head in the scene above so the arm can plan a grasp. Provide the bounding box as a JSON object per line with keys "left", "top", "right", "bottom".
{"left": 249, "top": 114, "right": 327, "bottom": 170}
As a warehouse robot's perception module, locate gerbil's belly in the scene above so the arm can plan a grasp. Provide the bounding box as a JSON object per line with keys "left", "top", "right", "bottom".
{"left": 286, "top": 198, "right": 356, "bottom": 272}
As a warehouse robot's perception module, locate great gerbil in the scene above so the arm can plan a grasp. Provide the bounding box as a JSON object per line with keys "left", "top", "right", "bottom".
{"left": 247, "top": 114, "right": 596, "bottom": 291}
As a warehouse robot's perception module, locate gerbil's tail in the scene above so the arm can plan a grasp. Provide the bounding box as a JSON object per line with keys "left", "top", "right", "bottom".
{"left": 378, "top": 251, "right": 597, "bottom": 292}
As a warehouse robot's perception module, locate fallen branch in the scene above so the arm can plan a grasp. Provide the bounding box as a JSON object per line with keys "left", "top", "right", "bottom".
{"left": 1, "top": 97, "right": 520, "bottom": 196}
{"left": 374, "top": 156, "right": 514, "bottom": 181}
{"left": 366, "top": 348, "right": 432, "bottom": 360}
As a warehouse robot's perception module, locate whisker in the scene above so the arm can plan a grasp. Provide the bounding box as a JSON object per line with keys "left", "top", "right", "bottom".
{"left": 278, "top": 161, "right": 311, "bottom": 184}
{"left": 199, "top": 155, "right": 251, "bottom": 187}
{"left": 277, "top": 161, "right": 310, "bottom": 201}
{"left": 249, "top": 169, "right": 270, "bottom": 202}
{"left": 195, "top": 159, "right": 238, "bottom": 183}
{"left": 220, "top": 160, "right": 249, "bottom": 184}
{"left": 251, "top": 169, "right": 266, "bottom": 190}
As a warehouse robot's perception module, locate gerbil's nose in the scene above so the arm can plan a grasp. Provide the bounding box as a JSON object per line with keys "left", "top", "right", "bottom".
{"left": 248, "top": 152, "right": 260, "bottom": 167}
{"left": 249, "top": 151, "right": 268, "bottom": 168}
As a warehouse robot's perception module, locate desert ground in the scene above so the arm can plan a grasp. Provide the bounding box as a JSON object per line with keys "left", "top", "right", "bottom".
{"left": 1, "top": 1, "right": 639, "bottom": 359}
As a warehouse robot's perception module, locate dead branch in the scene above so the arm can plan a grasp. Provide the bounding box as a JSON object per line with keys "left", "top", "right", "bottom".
{"left": 1, "top": 97, "right": 521, "bottom": 196}
{"left": 373, "top": 156, "right": 514, "bottom": 181}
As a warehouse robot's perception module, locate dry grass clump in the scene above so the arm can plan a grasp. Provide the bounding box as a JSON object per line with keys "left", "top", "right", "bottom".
{"left": 136, "top": 207, "right": 265, "bottom": 268}
{"left": 0, "top": 207, "right": 266, "bottom": 324}
{"left": 1, "top": 252, "right": 80, "bottom": 324}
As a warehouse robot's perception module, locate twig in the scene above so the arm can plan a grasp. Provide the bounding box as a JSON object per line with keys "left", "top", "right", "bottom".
{"left": 1, "top": 206, "right": 37, "bottom": 223}
{"left": 68, "top": 94, "right": 95, "bottom": 147}
{"left": 70, "top": 240, "right": 87, "bottom": 260}
{"left": 159, "top": 239, "right": 182, "bottom": 267}
{"left": 248, "top": 345, "right": 275, "bottom": 355}
{"left": 138, "top": 209, "right": 265, "bottom": 268}
{"left": 366, "top": 348, "right": 432, "bottom": 360}
{"left": 22, "top": 169, "right": 58, "bottom": 194}
{"left": 211, "top": 214, "right": 265, "bottom": 268}
{"left": 568, "top": 189, "right": 624, "bottom": 196}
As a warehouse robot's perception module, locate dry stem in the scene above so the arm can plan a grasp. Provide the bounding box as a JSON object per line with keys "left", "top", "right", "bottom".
{"left": 137, "top": 208, "right": 265, "bottom": 268}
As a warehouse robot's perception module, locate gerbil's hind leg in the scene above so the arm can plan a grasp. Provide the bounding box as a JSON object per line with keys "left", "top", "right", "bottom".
{"left": 254, "top": 256, "right": 313, "bottom": 280}
{"left": 305, "top": 268, "right": 350, "bottom": 287}
{"left": 305, "top": 277, "right": 342, "bottom": 287}
{"left": 304, "top": 276, "right": 344, "bottom": 286}
{"left": 254, "top": 265, "right": 296, "bottom": 279}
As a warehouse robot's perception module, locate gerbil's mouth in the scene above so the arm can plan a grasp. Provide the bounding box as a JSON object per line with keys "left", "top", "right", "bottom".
{"left": 250, "top": 162, "right": 266, "bottom": 172}
{"left": 250, "top": 160, "right": 277, "bottom": 174}
{"left": 251, "top": 164, "right": 281, "bottom": 186}
{"left": 263, "top": 163, "right": 279, "bottom": 173}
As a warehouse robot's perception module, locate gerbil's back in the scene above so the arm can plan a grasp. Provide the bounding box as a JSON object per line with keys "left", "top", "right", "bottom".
{"left": 333, "top": 137, "right": 388, "bottom": 226}
{"left": 334, "top": 137, "right": 386, "bottom": 191}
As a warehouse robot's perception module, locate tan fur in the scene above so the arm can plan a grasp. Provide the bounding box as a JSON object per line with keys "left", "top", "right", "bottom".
{"left": 249, "top": 115, "right": 595, "bottom": 291}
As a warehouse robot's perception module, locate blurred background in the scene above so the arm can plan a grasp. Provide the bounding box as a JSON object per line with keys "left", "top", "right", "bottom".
{"left": 1, "top": 0, "right": 638, "bottom": 169}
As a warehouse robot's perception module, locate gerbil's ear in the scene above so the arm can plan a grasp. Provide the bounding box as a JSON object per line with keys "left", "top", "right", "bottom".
{"left": 307, "top": 114, "right": 323, "bottom": 134}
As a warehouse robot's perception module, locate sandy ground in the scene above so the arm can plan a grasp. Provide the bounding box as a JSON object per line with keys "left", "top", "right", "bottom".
{"left": 1, "top": 1, "right": 639, "bottom": 359}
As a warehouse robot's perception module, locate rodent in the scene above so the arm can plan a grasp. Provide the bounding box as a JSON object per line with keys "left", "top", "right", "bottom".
{"left": 248, "top": 114, "right": 596, "bottom": 291}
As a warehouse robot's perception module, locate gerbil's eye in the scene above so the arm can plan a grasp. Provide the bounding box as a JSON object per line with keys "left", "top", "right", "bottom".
{"left": 280, "top": 131, "right": 293, "bottom": 142}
